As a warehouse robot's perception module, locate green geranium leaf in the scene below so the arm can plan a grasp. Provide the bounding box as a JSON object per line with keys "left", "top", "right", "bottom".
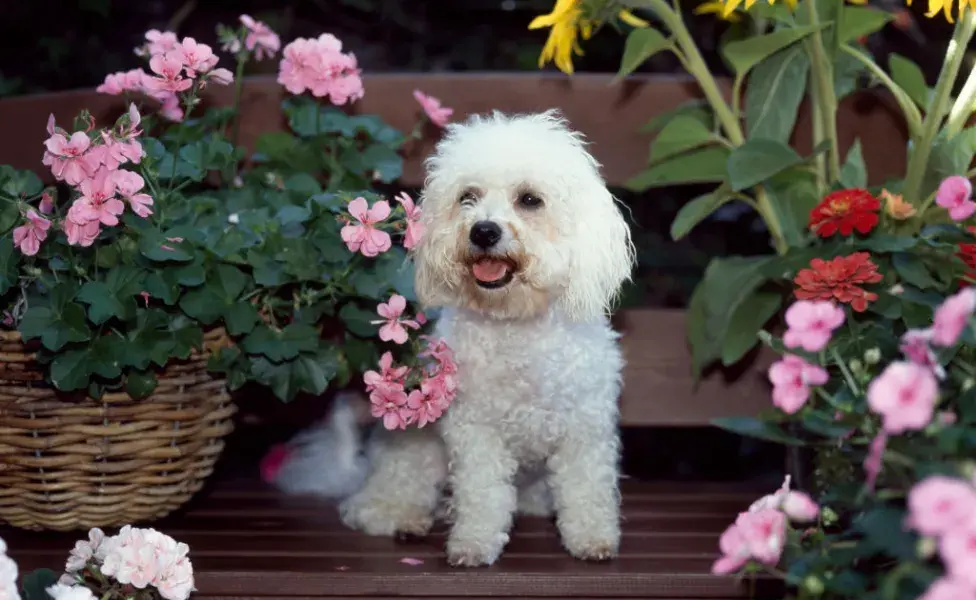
{"left": 712, "top": 416, "right": 805, "bottom": 445}
{"left": 224, "top": 302, "right": 260, "bottom": 336}
{"left": 242, "top": 323, "right": 320, "bottom": 361}
{"left": 125, "top": 370, "right": 158, "bottom": 399}
{"left": 77, "top": 266, "right": 146, "bottom": 325}
{"left": 361, "top": 143, "right": 403, "bottom": 183}
{"left": 50, "top": 348, "right": 92, "bottom": 391}
{"left": 19, "top": 302, "right": 91, "bottom": 352}
{"left": 0, "top": 237, "right": 19, "bottom": 295}
{"left": 139, "top": 229, "right": 194, "bottom": 262}
{"left": 250, "top": 347, "right": 340, "bottom": 402}
{"left": 339, "top": 302, "right": 380, "bottom": 337}
{"left": 179, "top": 264, "right": 249, "bottom": 324}
{"left": 21, "top": 568, "right": 59, "bottom": 600}
{"left": 0, "top": 165, "right": 44, "bottom": 199}
{"left": 0, "top": 198, "right": 20, "bottom": 234}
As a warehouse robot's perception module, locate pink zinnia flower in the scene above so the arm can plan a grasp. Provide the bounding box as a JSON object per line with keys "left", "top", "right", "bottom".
{"left": 12, "top": 209, "right": 51, "bottom": 256}
{"left": 931, "top": 288, "right": 976, "bottom": 347}
{"left": 413, "top": 90, "right": 453, "bottom": 127}
{"left": 767, "top": 354, "right": 829, "bottom": 414}
{"left": 341, "top": 197, "right": 392, "bottom": 257}
{"left": 240, "top": 14, "right": 281, "bottom": 60}
{"left": 711, "top": 521, "right": 750, "bottom": 575}
{"left": 867, "top": 361, "right": 939, "bottom": 434}
{"left": 782, "top": 300, "right": 845, "bottom": 352}
{"left": 372, "top": 294, "right": 421, "bottom": 344}
{"left": 940, "top": 524, "right": 976, "bottom": 588}
{"left": 75, "top": 169, "right": 126, "bottom": 226}
{"left": 395, "top": 192, "right": 424, "bottom": 249}
{"left": 936, "top": 175, "right": 976, "bottom": 222}
{"left": 112, "top": 170, "right": 154, "bottom": 217}
{"left": 908, "top": 476, "right": 976, "bottom": 538}
{"left": 43, "top": 129, "right": 94, "bottom": 186}
{"left": 146, "top": 51, "right": 192, "bottom": 94}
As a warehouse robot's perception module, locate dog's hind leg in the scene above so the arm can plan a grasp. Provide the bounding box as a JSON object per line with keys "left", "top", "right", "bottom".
{"left": 339, "top": 426, "right": 447, "bottom": 537}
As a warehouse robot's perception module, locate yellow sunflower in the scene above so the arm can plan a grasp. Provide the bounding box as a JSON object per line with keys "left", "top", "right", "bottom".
{"left": 529, "top": 0, "right": 649, "bottom": 74}
{"left": 912, "top": 0, "right": 976, "bottom": 23}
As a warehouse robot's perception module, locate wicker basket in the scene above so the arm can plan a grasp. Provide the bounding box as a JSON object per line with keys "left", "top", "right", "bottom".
{"left": 0, "top": 328, "right": 237, "bottom": 531}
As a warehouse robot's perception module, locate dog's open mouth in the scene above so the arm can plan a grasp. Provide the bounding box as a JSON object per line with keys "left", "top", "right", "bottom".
{"left": 472, "top": 258, "right": 515, "bottom": 289}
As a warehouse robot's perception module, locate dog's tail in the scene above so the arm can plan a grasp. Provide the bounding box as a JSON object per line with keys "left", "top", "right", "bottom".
{"left": 260, "top": 391, "right": 371, "bottom": 499}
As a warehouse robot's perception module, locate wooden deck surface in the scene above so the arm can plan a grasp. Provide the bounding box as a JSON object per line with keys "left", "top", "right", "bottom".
{"left": 2, "top": 472, "right": 775, "bottom": 599}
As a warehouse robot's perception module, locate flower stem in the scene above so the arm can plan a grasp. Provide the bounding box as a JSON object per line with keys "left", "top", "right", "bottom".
{"left": 946, "top": 59, "right": 976, "bottom": 137}
{"left": 831, "top": 346, "right": 861, "bottom": 396}
{"left": 229, "top": 50, "right": 249, "bottom": 154}
{"left": 805, "top": 0, "right": 841, "bottom": 183}
{"left": 903, "top": 9, "right": 976, "bottom": 205}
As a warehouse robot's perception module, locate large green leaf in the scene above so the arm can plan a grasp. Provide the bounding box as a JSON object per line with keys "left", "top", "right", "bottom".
{"left": 242, "top": 323, "right": 320, "bottom": 362}
{"left": 727, "top": 139, "right": 804, "bottom": 191}
{"left": 626, "top": 146, "right": 730, "bottom": 191}
{"left": 764, "top": 169, "right": 820, "bottom": 247}
{"left": 838, "top": 6, "right": 894, "bottom": 44}
{"left": 617, "top": 27, "right": 672, "bottom": 79}
{"left": 889, "top": 53, "right": 929, "bottom": 108}
{"left": 721, "top": 290, "right": 783, "bottom": 366}
{"left": 920, "top": 128, "right": 976, "bottom": 201}
{"left": 712, "top": 416, "right": 805, "bottom": 445}
{"left": 77, "top": 266, "right": 146, "bottom": 325}
{"left": 179, "top": 264, "right": 249, "bottom": 325}
{"left": 649, "top": 115, "right": 716, "bottom": 162}
{"left": 746, "top": 44, "right": 809, "bottom": 144}
{"left": 670, "top": 184, "right": 735, "bottom": 241}
{"left": 21, "top": 568, "right": 58, "bottom": 600}
{"left": 722, "top": 25, "right": 826, "bottom": 76}
{"left": 687, "top": 255, "right": 774, "bottom": 376}
{"left": 19, "top": 301, "right": 91, "bottom": 352}
{"left": 250, "top": 347, "right": 339, "bottom": 402}
{"left": 639, "top": 100, "right": 712, "bottom": 134}
{"left": 839, "top": 139, "right": 867, "bottom": 189}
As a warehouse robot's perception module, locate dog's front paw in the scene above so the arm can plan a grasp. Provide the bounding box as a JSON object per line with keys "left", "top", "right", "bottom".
{"left": 339, "top": 492, "right": 433, "bottom": 537}
{"left": 445, "top": 533, "right": 508, "bottom": 567}
{"left": 559, "top": 520, "right": 620, "bottom": 562}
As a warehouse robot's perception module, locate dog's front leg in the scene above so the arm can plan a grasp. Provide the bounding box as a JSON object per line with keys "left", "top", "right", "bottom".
{"left": 548, "top": 424, "right": 621, "bottom": 561}
{"left": 443, "top": 425, "right": 518, "bottom": 567}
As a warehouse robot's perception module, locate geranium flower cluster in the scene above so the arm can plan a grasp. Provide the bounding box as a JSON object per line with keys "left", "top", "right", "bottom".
{"left": 339, "top": 194, "right": 457, "bottom": 430}
{"left": 907, "top": 476, "right": 976, "bottom": 599}
{"left": 712, "top": 476, "right": 819, "bottom": 575}
{"left": 53, "top": 526, "right": 194, "bottom": 600}
{"left": 217, "top": 15, "right": 281, "bottom": 60}
{"left": 0, "top": 536, "right": 19, "bottom": 600}
{"left": 11, "top": 104, "right": 154, "bottom": 256}
{"left": 277, "top": 33, "right": 364, "bottom": 105}
{"left": 98, "top": 30, "right": 233, "bottom": 122}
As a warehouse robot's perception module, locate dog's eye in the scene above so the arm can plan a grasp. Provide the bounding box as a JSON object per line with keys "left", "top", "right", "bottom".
{"left": 518, "top": 193, "right": 543, "bottom": 209}
{"left": 459, "top": 191, "right": 478, "bottom": 205}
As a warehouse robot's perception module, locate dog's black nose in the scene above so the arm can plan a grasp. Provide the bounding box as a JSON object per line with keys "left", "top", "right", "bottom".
{"left": 469, "top": 221, "right": 503, "bottom": 249}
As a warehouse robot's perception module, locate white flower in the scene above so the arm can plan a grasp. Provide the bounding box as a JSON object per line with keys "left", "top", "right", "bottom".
{"left": 66, "top": 528, "right": 104, "bottom": 573}
{"left": 153, "top": 552, "right": 194, "bottom": 600}
{"left": 228, "top": 213, "right": 240, "bottom": 224}
{"left": 45, "top": 584, "right": 95, "bottom": 600}
{"left": 99, "top": 526, "right": 193, "bottom": 600}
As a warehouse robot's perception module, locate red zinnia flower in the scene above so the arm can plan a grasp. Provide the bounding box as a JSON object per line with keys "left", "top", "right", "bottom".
{"left": 809, "top": 189, "right": 880, "bottom": 238}
{"left": 794, "top": 252, "right": 884, "bottom": 312}
{"left": 958, "top": 226, "right": 976, "bottom": 286}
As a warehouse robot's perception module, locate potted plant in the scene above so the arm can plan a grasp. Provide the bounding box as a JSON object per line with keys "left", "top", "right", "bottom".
{"left": 0, "top": 15, "right": 448, "bottom": 531}
{"left": 530, "top": 0, "right": 976, "bottom": 596}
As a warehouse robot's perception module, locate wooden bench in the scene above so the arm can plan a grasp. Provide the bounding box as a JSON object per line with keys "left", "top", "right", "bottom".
{"left": 0, "top": 72, "right": 906, "bottom": 598}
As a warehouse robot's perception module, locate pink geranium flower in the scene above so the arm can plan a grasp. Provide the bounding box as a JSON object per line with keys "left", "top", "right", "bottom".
{"left": 395, "top": 192, "right": 424, "bottom": 250}
{"left": 206, "top": 68, "right": 234, "bottom": 86}
{"left": 178, "top": 37, "right": 218, "bottom": 77}
{"left": 39, "top": 192, "right": 54, "bottom": 214}
{"left": 12, "top": 209, "right": 51, "bottom": 256}
{"left": 900, "top": 329, "right": 945, "bottom": 379}
{"left": 66, "top": 528, "right": 105, "bottom": 573}
{"left": 145, "top": 51, "right": 193, "bottom": 94}
{"left": 240, "top": 14, "right": 281, "bottom": 60}
{"left": 919, "top": 577, "right": 976, "bottom": 600}
{"left": 406, "top": 389, "right": 445, "bottom": 428}
{"left": 363, "top": 352, "right": 409, "bottom": 396}
{"left": 341, "top": 197, "right": 392, "bottom": 257}
{"left": 43, "top": 129, "right": 94, "bottom": 186}
{"left": 112, "top": 170, "right": 154, "bottom": 217}
{"left": 931, "top": 288, "right": 976, "bottom": 347}
{"left": 143, "top": 29, "right": 180, "bottom": 57}
{"left": 867, "top": 361, "right": 939, "bottom": 433}
{"left": 373, "top": 294, "right": 421, "bottom": 344}
{"left": 76, "top": 169, "right": 126, "bottom": 226}
{"left": 908, "top": 476, "right": 976, "bottom": 538}
{"left": 96, "top": 68, "right": 148, "bottom": 96}
{"left": 711, "top": 521, "right": 750, "bottom": 575}
{"left": 158, "top": 94, "right": 185, "bottom": 122}
{"left": 863, "top": 432, "right": 888, "bottom": 491}
{"left": 735, "top": 509, "right": 787, "bottom": 565}
{"left": 63, "top": 211, "right": 101, "bottom": 247}
{"left": 370, "top": 386, "right": 412, "bottom": 430}
{"left": 413, "top": 90, "right": 453, "bottom": 127}
{"left": 782, "top": 300, "right": 845, "bottom": 352}
{"left": 277, "top": 34, "right": 364, "bottom": 105}
{"left": 767, "top": 355, "right": 829, "bottom": 414}
{"left": 936, "top": 175, "right": 976, "bottom": 221}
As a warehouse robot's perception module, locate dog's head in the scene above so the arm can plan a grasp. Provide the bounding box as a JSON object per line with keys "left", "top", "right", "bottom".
{"left": 413, "top": 110, "right": 635, "bottom": 321}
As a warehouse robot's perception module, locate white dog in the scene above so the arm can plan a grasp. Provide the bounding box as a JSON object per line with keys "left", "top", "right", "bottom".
{"left": 274, "top": 110, "right": 635, "bottom": 567}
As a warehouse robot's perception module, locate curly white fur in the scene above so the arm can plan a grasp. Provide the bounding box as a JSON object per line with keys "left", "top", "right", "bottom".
{"left": 311, "top": 111, "right": 633, "bottom": 566}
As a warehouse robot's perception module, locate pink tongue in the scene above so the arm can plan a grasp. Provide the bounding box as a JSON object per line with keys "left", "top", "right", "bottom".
{"left": 472, "top": 260, "right": 509, "bottom": 282}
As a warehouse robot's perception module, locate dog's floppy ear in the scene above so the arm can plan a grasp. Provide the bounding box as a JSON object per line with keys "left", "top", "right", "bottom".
{"left": 556, "top": 179, "right": 635, "bottom": 322}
